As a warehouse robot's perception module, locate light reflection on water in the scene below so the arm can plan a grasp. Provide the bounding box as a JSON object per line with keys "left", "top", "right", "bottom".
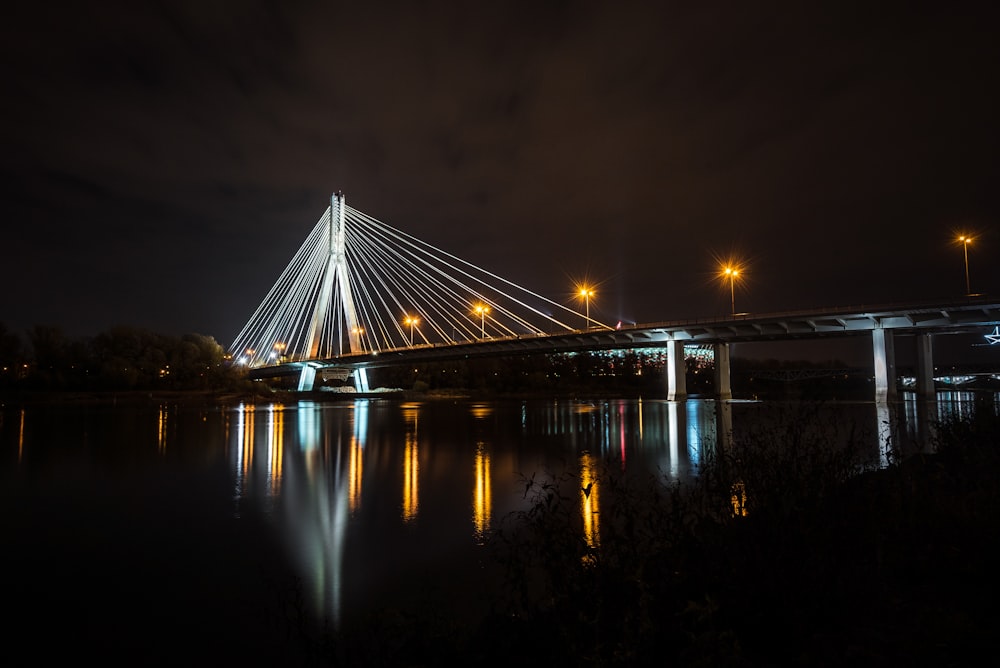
{"left": 580, "top": 451, "right": 600, "bottom": 550}
{"left": 217, "top": 392, "right": 997, "bottom": 628}
{"left": 9, "top": 392, "right": 990, "bottom": 636}
{"left": 401, "top": 403, "right": 419, "bottom": 523}
{"left": 473, "top": 441, "right": 492, "bottom": 544}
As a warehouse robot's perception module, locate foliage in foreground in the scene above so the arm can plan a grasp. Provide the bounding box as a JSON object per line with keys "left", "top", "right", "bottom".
{"left": 479, "top": 400, "right": 1000, "bottom": 666}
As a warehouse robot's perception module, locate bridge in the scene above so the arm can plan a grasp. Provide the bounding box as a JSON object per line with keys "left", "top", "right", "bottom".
{"left": 231, "top": 193, "right": 1000, "bottom": 401}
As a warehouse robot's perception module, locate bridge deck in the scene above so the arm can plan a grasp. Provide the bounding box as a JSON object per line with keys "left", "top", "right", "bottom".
{"left": 248, "top": 297, "right": 999, "bottom": 376}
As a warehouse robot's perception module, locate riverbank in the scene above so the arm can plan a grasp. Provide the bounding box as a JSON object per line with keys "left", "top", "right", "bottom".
{"left": 0, "top": 386, "right": 692, "bottom": 407}
{"left": 0, "top": 389, "right": 257, "bottom": 407}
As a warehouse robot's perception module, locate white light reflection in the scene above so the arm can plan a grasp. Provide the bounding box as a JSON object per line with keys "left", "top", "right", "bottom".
{"left": 517, "top": 398, "right": 736, "bottom": 482}
{"left": 232, "top": 403, "right": 256, "bottom": 510}
{"left": 687, "top": 400, "right": 707, "bottom": 470}
{"left": 298, "top": 400, "right": 319, "bottom": 451}
{"left": 666, "top": 401, "right": 682, "bottom": 480}
{"left": 937, "top": 391, "right": 977, "bottom": 422}
{"left": 875, "top": 401, "right": 893, "bottom": 468}
{"left": 902, "top": 393, "right": 937, "bottom": 455}
{"left": 350, "top": 401, "right": 368, "bottom": 513}
{"left": 266, "top": 404, "right": 285, "bottom": 496}
{"left": 229, "top": 400, "right": 378, "bottom": 632}
{"left": 354, "top": 399, "right": 369, "bottom": 445}
{"left": 285, "top": 401, "right": 370, "bottom": 631}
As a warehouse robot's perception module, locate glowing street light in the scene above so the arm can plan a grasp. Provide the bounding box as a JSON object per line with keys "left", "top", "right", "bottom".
{"left": 404, "top": 316, "right": 420, "bottom": 346}
{"left": 722, "top": 265, "right": 740, "bottom": 315}
{"left": 578, "top": 286, "right": 594, "bottom": 328}
{"left": 474, "top": 303, "right": 490, "bottom": 339}
{"left": 958, "top": 234, "right": 973, "bottom": 295}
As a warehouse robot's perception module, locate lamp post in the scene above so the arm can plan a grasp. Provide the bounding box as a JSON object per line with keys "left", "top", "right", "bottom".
{"left": 404, "top": 316, "right": 419, "bottom": 346}
{"left": 578, "top": 287, "right": 594, "bottom": 328}
{"left": 474, "top": 304, "right": 490, "bottom": 339}
{"left": 958, "top": 235, "right": 973, "bottom": 295}
{"left": 723, "top": 266, "right": 739, "bottom": 315}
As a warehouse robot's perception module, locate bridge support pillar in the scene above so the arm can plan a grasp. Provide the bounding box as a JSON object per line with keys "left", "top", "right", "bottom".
{"left": 872, "top": 327, "right": 897, "bottom": 401}
{"left": 354, "top": 368, "right": 371, "bottom": 393}
{"left": 298, "top": 366, "right": 317, "bottom": 392}
{"left": 666, "top": 340, "right": 687, "bottom": 400}
{"left": 915, "top": 333, "right": 935, "bottom": 398}
{"left": 714, "top": 343, "right": 732, "bottom": 400}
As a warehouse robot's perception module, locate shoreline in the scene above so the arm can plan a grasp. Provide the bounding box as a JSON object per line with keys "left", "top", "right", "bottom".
{"left": 0, "top": 387, "right": 662, "bottom": 407}
{"left": 5, "top": 385, "right": 997, "bottom": 408}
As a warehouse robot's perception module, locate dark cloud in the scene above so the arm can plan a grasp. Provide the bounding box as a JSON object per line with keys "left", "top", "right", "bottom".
{"left": 1, "top": 0, "right": 998, "bottom": 349}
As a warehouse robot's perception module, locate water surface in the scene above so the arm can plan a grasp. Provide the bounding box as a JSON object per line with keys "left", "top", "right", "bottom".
{"left": 2, "top": 392, "right": 992, "bottom": 658}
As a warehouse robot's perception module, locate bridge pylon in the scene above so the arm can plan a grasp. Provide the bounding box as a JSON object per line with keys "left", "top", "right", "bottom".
{"left": 303, "top": 192, "right": 363, "bottom": 359}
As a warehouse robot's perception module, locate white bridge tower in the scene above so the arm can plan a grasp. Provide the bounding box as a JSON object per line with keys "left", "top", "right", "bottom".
{"left": 298, "top": 192, "right": 368, "bottom": 391}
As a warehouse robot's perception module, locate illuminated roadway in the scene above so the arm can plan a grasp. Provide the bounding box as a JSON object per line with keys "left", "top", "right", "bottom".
{"left": 253, "top": 296, "right": 1000, "bottom": 401}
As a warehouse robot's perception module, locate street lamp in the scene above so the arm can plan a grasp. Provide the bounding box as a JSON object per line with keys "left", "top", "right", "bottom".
{"left": 958, "top": 235, "right": 973, "bottom": 295}
{"left": 578, "top": 287, "right": 594, "bottom": 328}
{"left": 404, "top": 316, "right": 420, "bottom": 346}
{"left": 722, "top": 266, "right": 740, "bottom": 315}
{"left": 474, "top": 304, "right": 490, "bottom": 339}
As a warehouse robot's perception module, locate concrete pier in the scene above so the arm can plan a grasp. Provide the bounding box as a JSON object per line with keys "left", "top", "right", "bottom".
{"left": 872, "top": 327, "right": 897, "bottom": 401}
{"left": 298, "top": 365, "right": 317, "bottom": 392}
{"left": 915, "top": 332, "right": 935, "bottom": 398}
{"left": 714, "top": 342, "right": 732, "bottom": 400}
{"left": 666, "top": 339, "right": 687, "bottom": 400}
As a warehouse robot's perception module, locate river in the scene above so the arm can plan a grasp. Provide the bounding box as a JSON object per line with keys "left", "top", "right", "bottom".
{"left": 2, "top": 391, "right": 995, "bottom": 661}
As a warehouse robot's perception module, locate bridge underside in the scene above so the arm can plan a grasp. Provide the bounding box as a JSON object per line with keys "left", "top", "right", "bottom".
{"left": 247, "top": 299, "right": 999, "bottom": 402}
{"left": 248, "top": 364, "right": 370, "bottom": 393}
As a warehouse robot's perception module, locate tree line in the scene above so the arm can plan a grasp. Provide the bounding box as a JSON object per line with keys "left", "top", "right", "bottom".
{"left": 0, "top": 322, "right": 247, "bottom": 392}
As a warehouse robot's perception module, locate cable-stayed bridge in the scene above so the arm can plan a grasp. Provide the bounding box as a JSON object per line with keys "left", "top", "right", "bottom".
{"left": 230, "top": 192, "right": 608, "bottom": 390}
{"left": 231, "top": 193, "right": 1000, "bottom": 399}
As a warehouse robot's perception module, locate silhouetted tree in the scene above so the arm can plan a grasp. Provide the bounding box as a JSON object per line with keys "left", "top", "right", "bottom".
{"left": 25, "top": 325, "right": 92, "bottom": 389}
{"left": 0, "top": 323, "right": 25, "bottom": 387}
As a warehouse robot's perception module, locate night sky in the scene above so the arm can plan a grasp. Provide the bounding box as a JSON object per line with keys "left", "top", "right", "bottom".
{"left": 3, "top": 1, "right": 998, "bottom": 354}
